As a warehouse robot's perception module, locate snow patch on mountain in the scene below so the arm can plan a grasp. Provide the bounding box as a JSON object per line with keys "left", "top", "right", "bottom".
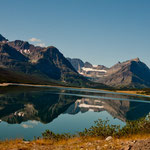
{"left": 81, "top": 67, "right": 107, "bottom": 72}
{"left": 20, "top": 49, "right": 30, "bottom": 54}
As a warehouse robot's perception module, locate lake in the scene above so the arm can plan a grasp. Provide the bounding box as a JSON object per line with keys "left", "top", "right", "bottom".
{"left": 0, "top": 85, "right": 150, "bottom": 140}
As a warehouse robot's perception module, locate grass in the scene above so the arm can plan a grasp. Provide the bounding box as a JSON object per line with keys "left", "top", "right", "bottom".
{"left": 1, "top": 135, "right": 150, "bottom": 150}
{"left": 0, "top": 137, "right": 122, "bottom": 150}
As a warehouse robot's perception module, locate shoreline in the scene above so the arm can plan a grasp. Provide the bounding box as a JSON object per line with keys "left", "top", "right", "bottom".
{"left": 115, "top": 90, "right": 150, "bottom": 97}
{"left": 0, "top": 83, "right": 150, "bottom": 97}
{"left": 0, "top": 83, "right": 149, "bottom": 97}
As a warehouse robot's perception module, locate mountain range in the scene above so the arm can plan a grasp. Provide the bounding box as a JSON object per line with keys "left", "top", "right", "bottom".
{"left": 1, "top": 33, "right": 150, "bottom": 89}
{"left": 0, "top": 34, "right": 107, "bottom": 89}
{"left": 68, "top": 57, "right": 150, "bottom": 88}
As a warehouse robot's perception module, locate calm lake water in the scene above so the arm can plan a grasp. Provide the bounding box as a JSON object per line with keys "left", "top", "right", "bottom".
{"left": 0, "top": 85, "right": 150, "bottom": 140}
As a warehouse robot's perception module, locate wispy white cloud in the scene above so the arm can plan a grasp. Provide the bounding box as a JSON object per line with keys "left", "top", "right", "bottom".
{"left": 29, "top": 38, "right": 41, "bottom": 42}
{"left": 29, "top": 37, "right": 46, "bottom": 47}
{"left": 35, "top": 43, "right": 46, "bottom": 47}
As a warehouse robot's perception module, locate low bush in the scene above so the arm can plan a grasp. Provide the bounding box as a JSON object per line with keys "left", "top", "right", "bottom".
{"left": 42, "top": 130, "right": 73, "bottom": 141}
{"left": 42, "top": 114, "right": 150, "bottom": 140}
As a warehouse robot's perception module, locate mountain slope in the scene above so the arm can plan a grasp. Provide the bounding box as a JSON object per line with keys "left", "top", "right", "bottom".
{"left": 0, "top": 34, "right": 8, "bottom": 42}
{"left": 67, "top": 57, "right": 108, "bottom": 78}
{"left": 0, "top": 35, "right": 108, "bottom": 88}
{"left": 68, "top": 57, "right": 150, "bottom": 88}
{"left": 97, "top": 58, "right": 150, "bottom": 88}
{"left": 67, "top": 58, "right": 108, "bottom": 72}
{"left": 0, "top": 43, "right": 47, "bottom": 77}
{"left": 8, "top": 40, "right": 81, "bottom": 81}
{"left": 67, "top": 58, "right": 84, "bottom": 71}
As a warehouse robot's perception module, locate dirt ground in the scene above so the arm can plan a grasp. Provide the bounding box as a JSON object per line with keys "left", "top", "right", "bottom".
{"left": 1, "top": 136, "right": 150, "bottom": 150}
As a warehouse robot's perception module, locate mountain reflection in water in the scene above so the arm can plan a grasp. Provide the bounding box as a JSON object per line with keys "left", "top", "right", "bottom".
{"left": 0, "top": 85, "right": 150, "bottom": 140}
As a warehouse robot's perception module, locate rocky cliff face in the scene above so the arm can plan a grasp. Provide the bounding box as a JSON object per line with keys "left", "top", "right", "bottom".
{"left": 68, "top": 57, "right": 150, "bottom": 88}
{"left": 7, "top": 40, "right": 79, "bottom": 81}
{"left": 67, "top": 58, "right": 108, "bottom": 78}
{"left": 67, "top": 58, "right": 84, "bottom": 71}
{"left": 97, "top": 58, "right": 150, "bottom": 88}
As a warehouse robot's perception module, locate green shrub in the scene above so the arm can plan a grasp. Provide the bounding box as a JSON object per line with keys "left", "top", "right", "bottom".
{"left": 78, "top": 119, "right": 120, "bottom": 138}
{"left": 42, "top": 115, "right": 150, "bottom": 139}
{"left": 42, "top": 130, "right": 72, "bottom": 141}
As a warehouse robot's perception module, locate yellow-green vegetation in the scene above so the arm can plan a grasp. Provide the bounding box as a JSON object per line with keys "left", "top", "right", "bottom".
{"left": 1, "top": 134, "right": 150, "bottom": 150}
{"left": 115, "top": 89, "right": 150, "bottom": 96}
{"left": 1, "top": 116, "right": 150, "bottom": 149}
{"left": 42, "top": 115, "right": 150, "bottom": 140}
{"left": 0, "top": 137, "right": 122, "bottom": 150}
{"left": 136, "top": 89, "right": 150, "bottom": 95}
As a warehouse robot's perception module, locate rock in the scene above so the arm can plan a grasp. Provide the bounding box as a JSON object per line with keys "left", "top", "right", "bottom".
{"left": 123, "top": 145, "right": 132, "bottom": 150}
{"left": 88, "top": 142, "right": 92, "bottom": 146}
{"left": 23, "top": 141, "right": 30, "bottom": 144}
{"left": 132, "top": 140, "right": 137, "bottom": 143}
{"left": 105, "top": 136, "right": 113, "bottom": 141}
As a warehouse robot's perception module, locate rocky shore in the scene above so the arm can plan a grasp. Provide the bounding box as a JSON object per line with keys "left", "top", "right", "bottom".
{"left": 1, "top": 135, "right": 150, "bottom": 150}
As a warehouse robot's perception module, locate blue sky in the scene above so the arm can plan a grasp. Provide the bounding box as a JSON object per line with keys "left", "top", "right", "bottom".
{"left": 0, "top": 0, "right": 150, "bottom": 67}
